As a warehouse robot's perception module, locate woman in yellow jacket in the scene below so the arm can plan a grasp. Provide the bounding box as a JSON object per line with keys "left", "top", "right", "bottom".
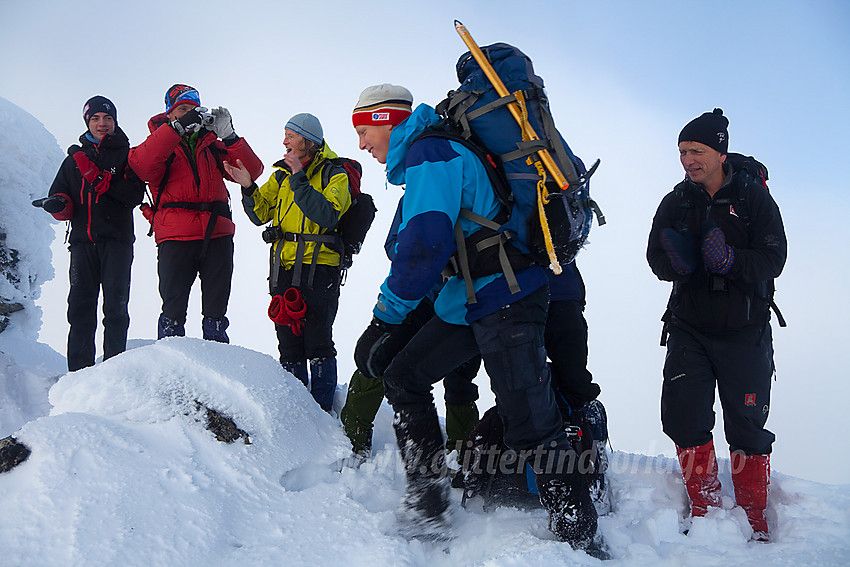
{"left": 225, "top": 113, "right": 351, "bottom": 412}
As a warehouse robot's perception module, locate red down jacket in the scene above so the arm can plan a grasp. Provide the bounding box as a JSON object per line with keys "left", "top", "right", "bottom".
{"left": 129, "top": 113, "right": 264, "bottom": 243}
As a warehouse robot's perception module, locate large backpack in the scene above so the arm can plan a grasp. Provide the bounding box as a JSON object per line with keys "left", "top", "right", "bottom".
{"left": 424, "top": 42, "right": 604, "bottom": 298}
{"left": 271, "top": 156, "right": 376, "bottom": 285}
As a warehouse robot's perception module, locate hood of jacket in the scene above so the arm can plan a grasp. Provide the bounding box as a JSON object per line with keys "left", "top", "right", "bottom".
{"left": 385, "top": 103, "right": 441, "bottom": 186}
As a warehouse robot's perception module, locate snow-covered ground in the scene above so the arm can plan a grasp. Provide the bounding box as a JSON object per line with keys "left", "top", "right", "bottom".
{"left": 2, "top": 337, "right": 849, "bottom": 566}
{"left": 1, "top": 88, "right": 849, "bottom": 566}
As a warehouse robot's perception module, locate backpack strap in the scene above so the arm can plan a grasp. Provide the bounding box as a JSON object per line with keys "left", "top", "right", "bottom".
{"left": 147, "top": 152, "right": 177, "bottom": 237}
{"left": 268, "top": 162, "right": 344, "bottom": 288}
{"left": 160, "top": 200, "right": 231, "bottom": 260}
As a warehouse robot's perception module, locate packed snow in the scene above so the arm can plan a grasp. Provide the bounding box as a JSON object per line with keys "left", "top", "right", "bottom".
{"left": 1, "top": 99, "right": 849, "bottom": 566}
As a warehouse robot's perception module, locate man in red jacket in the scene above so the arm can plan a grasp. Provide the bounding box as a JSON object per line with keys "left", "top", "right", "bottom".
{"left": 130, "top": 84, "right": 263, "bottom": 342}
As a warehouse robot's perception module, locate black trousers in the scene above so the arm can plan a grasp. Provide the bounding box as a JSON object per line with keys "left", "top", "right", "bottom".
{"left": 273, "top": 263, "right": 340, "bottom": 362}
{"left": 661, "top": 320, "right": 776, "bottom": 454}
{"left": 545, "top": 299, "right": 601, "bottom": 410}
{"left": 385, "top": 285, "right": 568, "bottom": 452}
{"left": 157, "top": 236, "right": 233, "bottom": 324}
{"left": 67, "top": 241, "right": 132, "bottom": 372}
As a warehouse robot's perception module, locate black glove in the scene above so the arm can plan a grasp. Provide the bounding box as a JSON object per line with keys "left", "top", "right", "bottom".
{"left": 32, "top": 195, "right": 68, "bottom": 213}
{"left": 659, "top": 226, "right": 697, "bottom": 276}
{"left": 354, "top": 317, "right": 414, "bottom": 379}
{"left": 171, "top": 108, "right": 202, "bottom": 135}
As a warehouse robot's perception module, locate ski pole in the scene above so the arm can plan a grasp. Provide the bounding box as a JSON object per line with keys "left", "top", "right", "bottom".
{"left": 454, "top": 20, "right": 563, "bottom": 273}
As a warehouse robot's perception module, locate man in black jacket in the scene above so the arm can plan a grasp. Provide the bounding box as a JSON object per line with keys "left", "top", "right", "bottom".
{"left": 647, "top": 109, "right": 786, "bottom": 542}
{"left": 34, "top": 95, "right": 145, "bottom": 371}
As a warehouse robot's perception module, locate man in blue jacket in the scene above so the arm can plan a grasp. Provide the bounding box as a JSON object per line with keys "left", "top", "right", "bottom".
{"left": 352, "top": 84, "right": 597, "bottom": 550}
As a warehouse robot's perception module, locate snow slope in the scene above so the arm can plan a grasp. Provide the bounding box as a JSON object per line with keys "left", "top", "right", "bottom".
{"left": 1, "top": 337, "right": 849, "bottom": 567}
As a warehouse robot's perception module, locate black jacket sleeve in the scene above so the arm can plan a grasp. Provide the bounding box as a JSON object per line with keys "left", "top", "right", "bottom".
{"left": 647, "top": 191, "right": 695, "bottom": 283}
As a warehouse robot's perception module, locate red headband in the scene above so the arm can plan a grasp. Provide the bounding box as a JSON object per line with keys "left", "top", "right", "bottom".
{"left": 352, "top": 103, "right": 412, "bottom": 127}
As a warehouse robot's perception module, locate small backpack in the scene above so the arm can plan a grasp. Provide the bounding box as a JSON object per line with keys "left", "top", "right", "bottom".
{"left": 425, "top": 42, "right": 604, "bottom": 302}
{"left": 322, "top": 157, "right": 376, "bottom": 272}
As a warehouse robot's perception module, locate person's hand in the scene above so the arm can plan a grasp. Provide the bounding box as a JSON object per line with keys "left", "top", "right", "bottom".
{"left": 32, "top": 195, "right": 68, "bottom": 213}
{"left": 354, "top": 317, "right": 415, "bottom": 379}
{"left": 701, "top": 221, "right": 734, "bottom": 275}
{"left": 70, "top": 147, "right": 111, "bottom": 196}
{"left": 283, "top": 150, "right": 303, "bottom": 174}
{"left": 171, "top": 108, "right": 202, "bottom": 135}
{"left": 659, "top": 227, "right": 696, "bottom": 276}
{"left": 140, "top": 204, "right": 154, "bottom": 222}
{"left": 210, "top": 106, "right": 235, "bottom": 139}
{"left": 223, "top": 159, "right": 253, "bottom": 188}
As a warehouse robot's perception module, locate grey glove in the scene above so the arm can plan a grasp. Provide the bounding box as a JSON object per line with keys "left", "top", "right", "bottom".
{"left": 210, "top": 106, "right": 235, "bottom": 140}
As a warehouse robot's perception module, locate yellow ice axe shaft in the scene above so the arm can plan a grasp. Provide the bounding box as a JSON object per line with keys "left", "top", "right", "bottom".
{"left": 455, "top": 20, "right": 569, "bottom": 193}
{"left": 454, "top": 20, "right": 564, "bottom": 274}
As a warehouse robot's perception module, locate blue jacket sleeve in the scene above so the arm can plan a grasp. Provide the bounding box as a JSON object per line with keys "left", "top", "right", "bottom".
{"left": 373, "top": 139, "right": 464, "bottom": 324}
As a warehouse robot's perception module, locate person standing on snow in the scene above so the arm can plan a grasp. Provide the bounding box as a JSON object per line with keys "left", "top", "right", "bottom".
{"left": 351, "top": 84, "right": 599, "bottom": 552}
{"left": 225, "top": 113, "right": 350, "bottom": 413}
{"left": 647, "top": 109, "right": 786, "bottom": 542}
{"left": 129, "top": 84, "right": 263, "bottom": 343}
{"left": 34, "top": 95, "right": 145, "bottom": 372}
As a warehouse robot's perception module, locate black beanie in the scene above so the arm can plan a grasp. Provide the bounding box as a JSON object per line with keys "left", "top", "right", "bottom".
{"left": 83, "top": 95, "right": 117, "bottom": 124}
{"left": 678, "top": 108, "right": 728, "bottom": 154}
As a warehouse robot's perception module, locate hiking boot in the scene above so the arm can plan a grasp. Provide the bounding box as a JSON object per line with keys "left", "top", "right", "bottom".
{"left": 536, "top": 465, "right": 598, "bottom": 550}
{"left": 202, "top": 316, "right": 229, "bottom": 343}
{"left": 309, "top": 357, "right": 338, "bottom": 412}
{"left": 157, "top": 314, "right": 185, "bottom": 339}
{"left": 281, "top": 359, "right": 308, "bottom": 387}
{"left": 393, "top": 406, "right": 451, "bottom": 537}
{"left": 676, "top": 440, "right": 722, "bottom": 517}
{"left": 580, "top": 399, "right": 608, "bottom": 446}
{"left": 340, "top": 370, "right": 384, "bottom": 454}
{"left": 731, "top": 452, "right": 770, "bottom": 541}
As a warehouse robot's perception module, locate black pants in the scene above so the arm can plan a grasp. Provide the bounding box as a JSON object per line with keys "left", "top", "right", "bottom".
{"left": 385, "top": 285, "right": 567, "bottom": 452}
{"left": 157, "top": 236, "right": 233, "bottom": 324}
{"left": 545, "top": 299, "right": 601, "bottom": 410}
{"left": 273, "top": 263, "right": 340, "bottom": 362}
{"left": 67, "top": 241, "right": 132, "bottom": 372}
{"left": 661, "top": 320, "right": 776, "bottom": 454}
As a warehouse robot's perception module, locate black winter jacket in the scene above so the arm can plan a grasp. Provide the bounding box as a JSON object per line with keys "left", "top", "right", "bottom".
{"left": 48, "top": 127, "right": 145, "bottom": 245}
{"left": 647, "top": 163, "right": 786, "bottom": 332}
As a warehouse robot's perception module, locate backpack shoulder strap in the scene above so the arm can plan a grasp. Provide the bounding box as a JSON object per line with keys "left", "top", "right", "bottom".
{"left": 414, "top": 127, "right": 513, "bottom": 209}
{"left": 147, "top": 152, "right": 177, "bottom": 237}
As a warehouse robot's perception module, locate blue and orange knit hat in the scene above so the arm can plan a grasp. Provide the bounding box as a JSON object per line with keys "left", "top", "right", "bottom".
{"left": 164, "top": 84, "right": 201, "bottom": 114}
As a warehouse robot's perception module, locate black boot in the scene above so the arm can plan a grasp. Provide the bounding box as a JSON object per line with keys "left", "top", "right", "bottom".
{"left": 393, "top": 405, "right": 452, "bottom": 540}
{"left": 536, "top": 462, "right": 605, "bottom": 557}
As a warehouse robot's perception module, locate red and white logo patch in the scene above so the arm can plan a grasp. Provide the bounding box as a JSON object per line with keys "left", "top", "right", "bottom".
{"left": 372, "top": 112, "right": 390, "bottom": 121}
{"left": 745, "top": 393, "right": 757, "bottom": 406}
{"left": 730, "top": 205, "right": 739, "bottom": 217}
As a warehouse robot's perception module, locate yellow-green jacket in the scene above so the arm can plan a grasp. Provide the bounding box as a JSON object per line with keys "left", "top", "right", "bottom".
{"left": 242, "top": 142, "right": 351, "bottom": 270}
